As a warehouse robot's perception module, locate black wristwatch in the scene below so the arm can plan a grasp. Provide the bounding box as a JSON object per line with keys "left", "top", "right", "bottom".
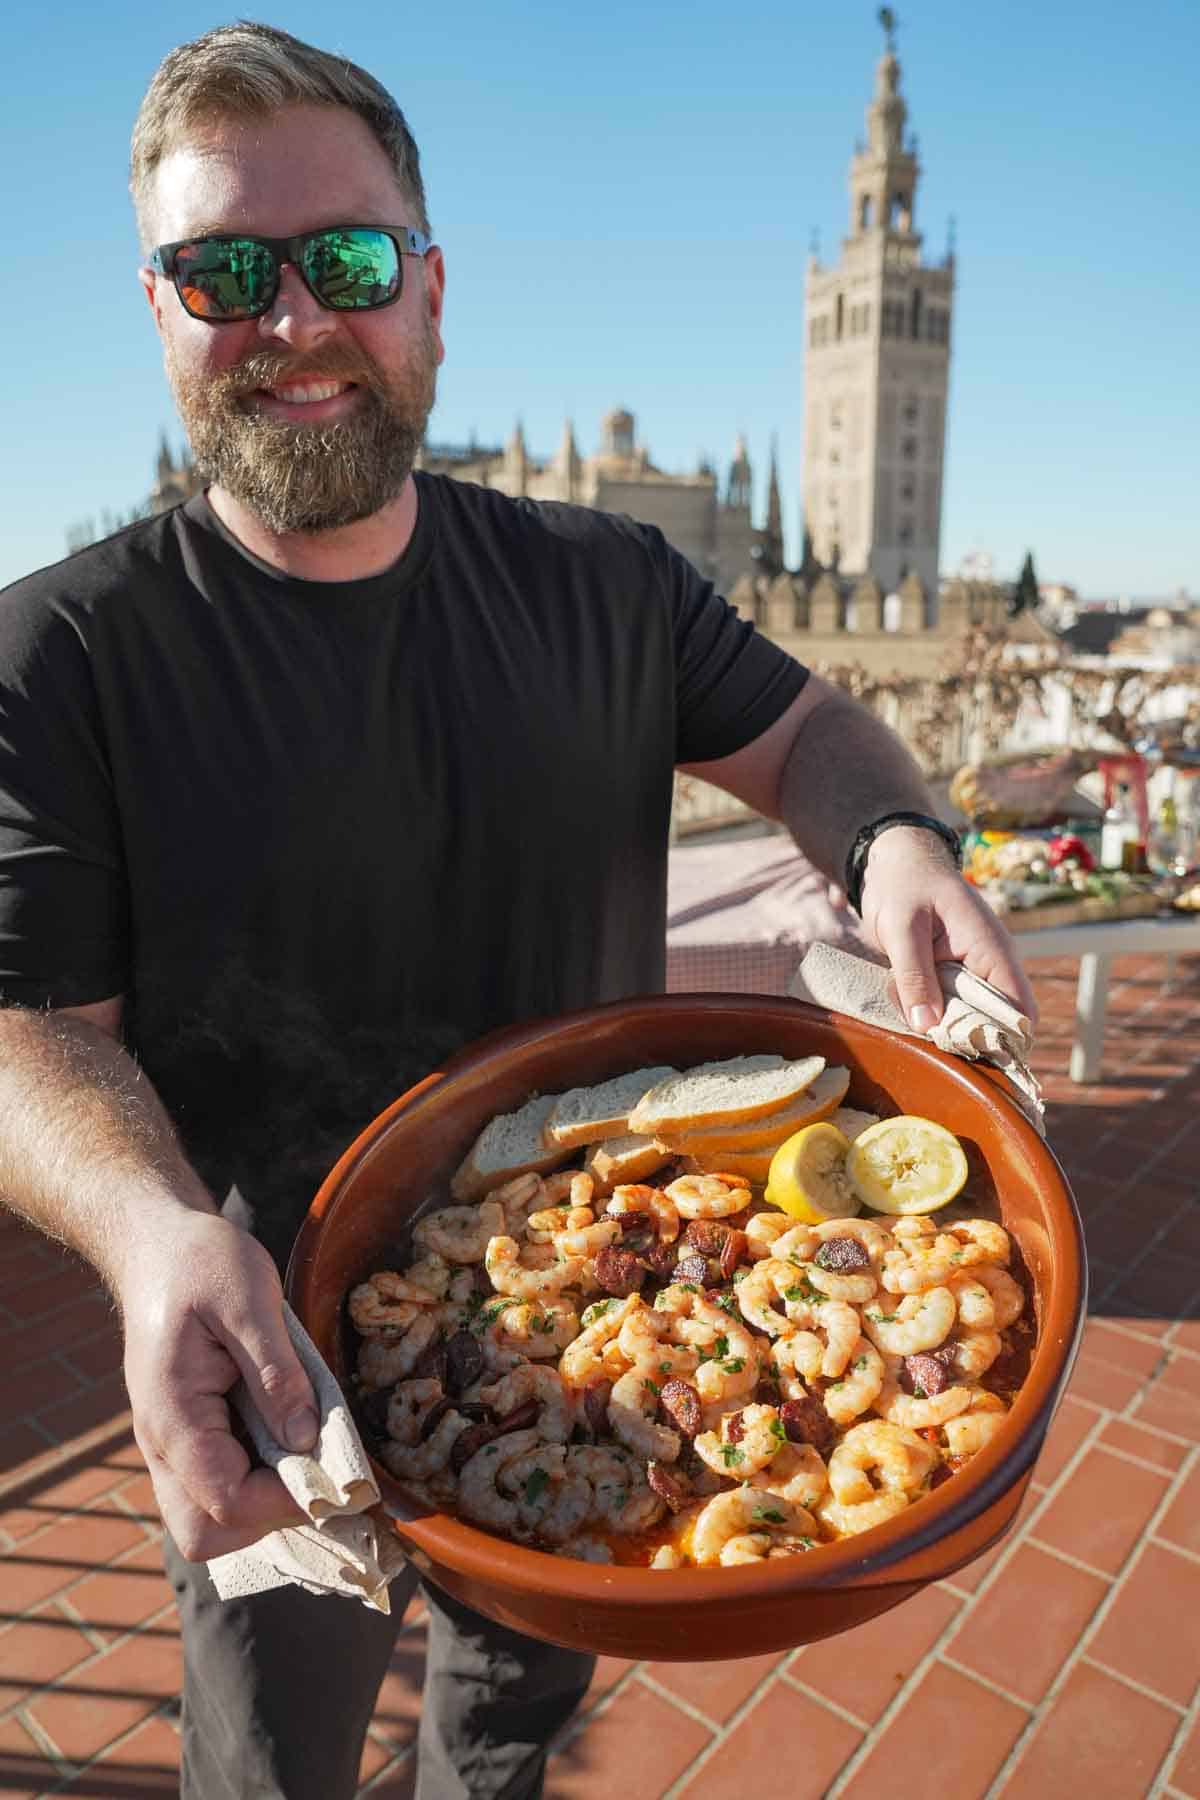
{"left": 844, "top": 811, "right": 962, "bottom": 915}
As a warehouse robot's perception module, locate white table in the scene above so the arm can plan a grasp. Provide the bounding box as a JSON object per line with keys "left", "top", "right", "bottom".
{"left": 1014, "top": 915, "right": 1200, "bottom": 1081}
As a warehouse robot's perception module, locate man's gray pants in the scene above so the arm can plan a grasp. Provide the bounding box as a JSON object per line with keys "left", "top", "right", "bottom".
{"left": 164, "top": 1535, "right": 595, "bottom": 1798}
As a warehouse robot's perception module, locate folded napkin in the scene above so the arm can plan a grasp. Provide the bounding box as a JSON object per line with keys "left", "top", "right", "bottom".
{"left": 207, "top": 1303, "right": 409, "bottom": 1612}
{"left": 789, "top": 942, "right": 1044, "bottom": 1132}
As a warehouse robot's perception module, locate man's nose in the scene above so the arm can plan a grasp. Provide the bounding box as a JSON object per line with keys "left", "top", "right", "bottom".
{"left": 256, "top": 262, "right": 337, "bottom": 351}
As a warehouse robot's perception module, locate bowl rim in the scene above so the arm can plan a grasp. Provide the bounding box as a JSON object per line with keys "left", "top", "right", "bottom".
{"left": 287, "top": 992, "right": 1086, "bottom": 1601}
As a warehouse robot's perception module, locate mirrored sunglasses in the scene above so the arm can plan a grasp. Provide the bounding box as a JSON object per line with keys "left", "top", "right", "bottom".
{"left": 147, "top": 225, "right": 431, "bottom": 323}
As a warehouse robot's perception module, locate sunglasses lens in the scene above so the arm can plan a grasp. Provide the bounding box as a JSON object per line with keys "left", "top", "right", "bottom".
{"left": 302, "top": 228, "right": 402, "bottom": 309}
{"left": 173, "top": 238, "right": 276, "bottom": 320}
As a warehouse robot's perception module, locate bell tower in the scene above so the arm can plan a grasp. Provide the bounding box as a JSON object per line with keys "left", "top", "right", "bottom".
{"left": 802, "top": 9, "right": 955, "bottom": 600}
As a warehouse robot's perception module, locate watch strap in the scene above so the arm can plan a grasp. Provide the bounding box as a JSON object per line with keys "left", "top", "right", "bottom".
{"left": 844, "top": 811, "right": 962, "bottom": 915}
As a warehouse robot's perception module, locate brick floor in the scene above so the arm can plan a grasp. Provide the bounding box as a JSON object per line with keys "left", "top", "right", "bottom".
{"left": 1, "top": 950, "right": 1198, "bottom": 1797}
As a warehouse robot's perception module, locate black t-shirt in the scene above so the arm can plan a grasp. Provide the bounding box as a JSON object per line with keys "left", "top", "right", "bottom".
{"left": 0, "top": 474, "right": 807, "bottom": 1264}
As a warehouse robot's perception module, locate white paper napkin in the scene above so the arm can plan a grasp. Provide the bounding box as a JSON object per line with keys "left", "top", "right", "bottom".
{"left": 789, "top": 942, "right": 1045, "bottom": 1132}
{"left": 207, "top": 1302, "right": 409, "bottom": 1612}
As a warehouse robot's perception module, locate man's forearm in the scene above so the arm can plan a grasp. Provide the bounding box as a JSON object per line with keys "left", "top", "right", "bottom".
{"left": 775, "top": 683, "right": 938, "bottom": 887}
{"left": 0, "top": 1008, "right": 216, "bottom": 1297}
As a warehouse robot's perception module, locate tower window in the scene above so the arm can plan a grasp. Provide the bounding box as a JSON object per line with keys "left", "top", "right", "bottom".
{"left": 902, "top": 438, "right": 917, "bottom": 461}
{"left": 902, "top": 398, "right": 918, "bottom": 425}
{"left": 910, "top": 289, "right": 922, "bottom": 339}
{"left": 859, "top": 195, "right": 873, "bottom": 229}
{"left": 836, "top": 294, "right": 845, "bottom": 340}
{"left": 898, "top": 519, "right": 914, "bottom": 545}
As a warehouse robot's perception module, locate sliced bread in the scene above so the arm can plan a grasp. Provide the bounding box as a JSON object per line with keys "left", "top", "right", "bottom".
{"left": 831, "top": 1106, "right": 882, "bottom": 1141}
{"left": 582, "top": 1133, "right": 671, "bottom": 1197}
{"left": 628, "top": 1054, "right": 826, "bottom": 1137}
{"left": 543, "top": 1065, "right": 678, "bottom": 1149}
{"left": 655, "top": 1066, "right": 851, "bottom": 1153}
{"left": 684, "top": 1145, "right": 776, "bottom": 1184}
{"left": 450, "top": 1093, "right": 574, "bottom": 1202}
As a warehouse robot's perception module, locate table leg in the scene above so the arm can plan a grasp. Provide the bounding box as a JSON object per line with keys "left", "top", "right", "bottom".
{"left": 1070, "top": 952, "right": 1110, "bottom": 1083}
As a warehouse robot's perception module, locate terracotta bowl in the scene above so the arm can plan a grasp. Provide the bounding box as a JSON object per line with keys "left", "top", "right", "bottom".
{"left": 286, "top": 995, "right": 1085, "bottom": 1661}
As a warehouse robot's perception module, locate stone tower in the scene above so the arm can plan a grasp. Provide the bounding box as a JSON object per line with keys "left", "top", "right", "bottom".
{"left": 801, "top": 12, "right": 955, "bottom": 599}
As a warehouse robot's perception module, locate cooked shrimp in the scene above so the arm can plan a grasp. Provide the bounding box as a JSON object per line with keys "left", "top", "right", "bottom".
{"left": 781, "top": 1297, "right": 863, "bottom": 1380}
{"left": 480, "top": 1298, "right": 580, "bottom": 1372}
{"left": 949, "top": 1328, "right": 1003, "bottom": 1378}
{"left": 478, "top": 1363, "right": 574, "bottom": 1442}
{"left": 665, "top": 1174, "right": 751, "bottom": 1220}
{"left": 735, "top": 1258, "right": 802, "bottom": 1336}
{"left": 862, "top": 1287, "right": 957, "bottom": 1356}
{"left": 691, "top": 1487, "right": 816, "bottom": 1567}
{"left": 485, "top": 1234, "right": 586, "bottom": 1299}
{"left": 414, "top": 1199, "right": 506, "bottom": 1264}
{"left": 381, "top": 1406, "right": 470, "bottom": 1480}
{"left": 559, "top": 1294, "right": 641, "bottom": 1388}
{"left": 525, "top": 1205, "right": 594, "bottom": 1244}
{"left": 456, "top": 1428, "right": 543, "bottom": 1530}
{"left": 773, "top": 1223, "right": 821, "bottom": 1262}
{"left": 695, "top": 1404, "right": 785, "bottom": 1478}
{"left": 874, "top": 1355, "right": 974, "bottom": 1430}
{"left": 747, "top": 1440, "right": 829, "bottom": 1510}
{"left": 947, "top": 1273, "right": 996, "bottom": 1329}
{"left": 606, "top": 1184, "right": 681, "bottom": 1243}
{"left": 944, "top": 1407, "right": 1008, "bottom": 1457}
{"left": 821, "top": 1336, "right": 886, "bottom": 1425}
{"left": 348, "top": 1271, "right": 437, "bottom": 1334}
{"left": 947, "top": 1219, "right": 1011, "bottom": 1267}
{"left": 616, "top": 1307, "right": 700, "bottom": 1378}
{"left": 556, "top": 1536, "right": 616, "bottom": 1564}
{"left": 827, "top": 1420, "right": 937, "bottom": 1506}
{"left": 772, "top": 1332, "right": 824, "bottom": 1395}
{"left": 804, "top": 1263, "right": 879, "bottom": 1305}
{"left": 565, "top": 1445, "right": 665, "bottom": 1532}
{"left": 972, "top": 1265, "right": 1025, "bottom": 1329}
{"left": 541, "top": 1170, "right": 597, "bottom": 1209}
{"left": 813, "top": 1218, "right": 890, "bottom": 1264}
{"left": 745, "top": 1212, "right": 790, "bottom": 1260}
{"left": 608, "top": 1369, "right": 681, "bottom": 1461}
{"left": 649, "top": 1545, "right": 685, "bottom": 1570}
{"left": 553, "top": 1218, "right": 623, "bottom": 1258}
{"left": 691, "top": 1299, "right": 760, "bottom": 1402}
{"left": 817, "top": 1490, "right": 910, "bottom": 1537}
{"left": 356, "top": 1312, "right": 440, "bottom": 1388}
{"left": 385, "top": 1378, "right": 444, "bottom": 1447}
{"left": 403, "top": 1254, "right": 452, "bottom": 1300}
{"left": 880, "top": 1235, "right": 964, "bottom": 1295}
{"left": 497, "top": 1444, "right": 594, "bottom": 1544}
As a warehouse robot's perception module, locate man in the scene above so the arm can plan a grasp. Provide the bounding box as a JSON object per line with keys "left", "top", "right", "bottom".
{"left": 0, "top": 21, "right": 1034, "bottom": 1799}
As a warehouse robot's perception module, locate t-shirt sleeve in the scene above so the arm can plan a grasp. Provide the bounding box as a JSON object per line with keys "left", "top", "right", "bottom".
{"left": 0, "top": 587, "right": 129, "bottom": 1008}
{"left": 646, "top": 529, "right": 810, "bottom": 764}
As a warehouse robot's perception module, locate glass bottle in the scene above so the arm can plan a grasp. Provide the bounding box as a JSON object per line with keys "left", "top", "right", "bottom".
{"left": 1100, "top": 783, "right": 1142, "bottom": 873}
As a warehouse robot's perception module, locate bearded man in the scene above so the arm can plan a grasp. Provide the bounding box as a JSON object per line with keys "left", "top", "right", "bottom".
{"left": 0, "top": 21, "right": 1033, "bottom": 1799}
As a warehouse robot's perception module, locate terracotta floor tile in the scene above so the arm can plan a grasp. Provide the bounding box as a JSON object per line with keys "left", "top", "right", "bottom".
{"left": 582, "top": 1655, "right": 635, "bottom": 1706}
{"left": 26, "top": 1683, "right": 157, "bottom": 1764}
{"left": 0, "top": 1245, "right": 63, "bottom": 1298}
{"left": 3, "top": 1356, "right": 83, "bottom": 1428}
{"left": 2, "top": 1261, "right": 105, "bottom": 1324}
{"left": 1156, "top": 1350, "right": 1200, "bottom": 1401}
{"left": 0, "top": 1712, "right": 56, "bottom": 1800}
{"left": 1099, "top": 1416, "right": 1192, "bottom": 1472}
{"left": 36, "top": 1373, "right": 131, "bottom": 1444}
{"left": 358, "top": 1729, "right": 394, "bottom": 1788}
{"left": 1083, "top": 1319, "right": 1171, "bottom": 1380}
{"left": 66, "top": 1617, "right": 182, "bottom": 1702}
{"left": 545, "top": 1676, "right": 712, "bottom": 1798}
{"left": 1132, "top": 1376, "right": 1200, "bottom": 1443}
{"left": 0, "top": 1292, "right": 113, "bottom": 1366}
{"left": 0, "top": 1604, "right": 95, "bottom": 1708}
{"left": 1154, "top": 1210, "right": 1200, "bottom": 1263}
{"left": 789, "top": 1581, "right": 960, "bottom": 1724}
{"left": 1088, "top": 1541, "right": 1200, "bottom": 1707}
{"left": 2, "top": 1505, "right": 149, "bottom": 1615}
{"left": 839, "top": 1662, "right": 1027, "bottom": 1799}
{"left": 57, "top": 1710, "right": 182, "bottom": 1795}
{"left": 61, "top": 1325, "right": 125, "bottom": 1385}
{"left": 942, "top": 1486, "right": 1039, "bottom": 1594}
{"left": 1001, "top": 1660, "right": 1179, "bottom": 1800}
{"left": 358, "top": 1757, "right": 416, "bottom": 1798}
{"left": 1157, "top": 1461, "right": 1200, "bottom": 1557}
{"left": 945, "top": 1542, "right": 1109, "bottom": 1704}
{"left": 0, "top": 1420, "right": 52, "bottom": 1484}
{"left": 1107, "top": 1250, "right": 1200, "bottom": 1319}
{"left": 1095, "top": 1306, "right": 1173, "bottom": 1341}
{"left": 678, "top": 1679, "right": 861, "bottom": 1798}
{"left": 64, "top": 1541, "right": 173, "bottom": 1641}
{"left": 370, "top": 1622, "right": 426, "bottom": 1750}
{"left": 1031, "top": 1446, "right": 1171, "bottom": 1575}
{"left": 643, "top": 1651, "right": 782, "bottom": 1725}
{"left": 1065, "top": 1345, "right": 1153, "bottom": 1412}
{"left": 1169, "top": 1711, "right": 1200, "bottom": 1797}
{"left": 1030, "top": 1396, "right": 1102, "bottom": 1491}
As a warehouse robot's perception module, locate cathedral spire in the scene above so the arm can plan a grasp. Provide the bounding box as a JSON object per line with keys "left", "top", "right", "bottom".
{"left": 848, "top": 8, "right": 920, "bottom": 241}
{"left": 726, "top": 433, "right": 752, "bottom": 510}
{"left": 765, "top": 437, "right": 783, "bottom": 547}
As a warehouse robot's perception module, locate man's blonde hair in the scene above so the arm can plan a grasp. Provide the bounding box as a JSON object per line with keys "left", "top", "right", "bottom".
{"left": 130, "top": 20, "right": 431, "bottom": 249}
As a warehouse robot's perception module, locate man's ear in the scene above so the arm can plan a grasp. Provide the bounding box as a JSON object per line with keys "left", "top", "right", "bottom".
{"left": 139, "top": 266, "right": 166, "bottom": 333}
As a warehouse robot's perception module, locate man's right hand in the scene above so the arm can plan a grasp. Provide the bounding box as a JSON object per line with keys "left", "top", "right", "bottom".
{"left": 121, "top": 1211, "right": 320, "bottom": 1560}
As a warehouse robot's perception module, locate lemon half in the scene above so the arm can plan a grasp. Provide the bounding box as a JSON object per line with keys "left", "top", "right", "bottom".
{"left": 763, "top": 1121, "right": 859, "bottom": 1224}
{"left": 844, "top": 1115, "right": 968, "bottom": 1215}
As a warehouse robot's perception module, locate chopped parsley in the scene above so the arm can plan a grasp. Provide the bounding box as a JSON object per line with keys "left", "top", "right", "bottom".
{"left": 753, "top": 1506, "right": 786, "bottom": 1524}
{"left": 719, "top": 1444, "right": 745, "bottom": 1467}
{"left": 714, "top": 1335, "right": 730, "bottom": 1359}
{"left": 658, "top": 1361, "right": 674, "bottom": 1374}
{"left": 523, "top": 1467, "right": 550, "bottom": 1505}
{"left": 911, "top": 1384, "right": 928, "bottom": 1399}
{"left": 643, "top": 1378, "right": 661, "bottom": 1397}
{"left": 854, "top": 1356, "right": 870, "bottom": 1370}
{"left": 531, "top": 1314, "right": 555, "bottom": 1333}
{"left": 768, "top": 1418, "right": 787, "bottom": 1443}
{"left": 714, "top": 1290, "right": 742, "bottom": 1316}
{"left": 580, "top": 1298, "right": 618, "bottom": 1326}
{"left": 721, "top": 1357, "right": 746, "bottom": 1374}
{"left": 732, "top": 1267, "right": 750, "bottom": 1284}
{"left": 783, "top": 1285, "right": 806, "bottom": 1302}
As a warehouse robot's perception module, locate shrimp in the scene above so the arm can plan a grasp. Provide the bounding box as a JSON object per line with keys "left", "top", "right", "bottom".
{"left": 972, "top": 1265, "right": 1025, "bottom": 1329}
{"left": 608, "top": 1369, "right": 681, "bottom": 1461}
{"left": 665, "top": 1174, "right": 751, "bottom": 1220}
{"left": 812, "top": 1218, "right": 890, "bottom": 1264}
{"left": 944, "top": 1406, "right": 1008, "bottom": 1457}
{"left": 747, "top": 1441, "right": 828, "bottom": 1510}
{"left": 772, "top": 1332, "right": 825, "bottom": 1395}
{"left": 817, "top": 1490, "right": 910, "bottom": 1537}
{"left": 497, "top": 1444, "right": 594, "bottom": 1544}
{"left": 565, "top": 1445, "right": 665, "bottom": 1532}
{"left": 745, "top": 1212, "right": 790, "bottom": 1260}
{"left": 691, "top": 1488, "right": 817, "bottom": 1567}
{"left": 559, "top": 1293, "right": 640, "bottom": 1388}
{"left": 414, "top": 1199, "right": 506, "bottom": 1264}
{"left": 484, "top": 1235, "right": 585, "bottom": 1300}
{"left": 862, "top": 1287, "right": 957, "bottom": 1356}
{"left": 525, "top": 1205, "right": 594, "bottom": 1244}
{"left": 946, "top": 1219, "right": 1011, "bottom": 1268}
{"left": 821, "top": 1336, "right": 886, "bottom": 1425}
{"left": 949, "top": 1328, "right": 1003, "bottom": 1379}
{"left": 947, "top": 1273, "right": 997, "bottom": 1329}
{"left": 348, "top": 1271, "right": 438, "bottom": 1334}
{"left": 649, "top": 1545, "right": 684, "bottom": 1570}
{"left": 772, "top": 1223, "right": 821, "bottom": 1262}
{"left": 480, "top": 1298, "right": 580, "bottom": 1372}
{"left": 606, "top": 1184, "right": 681, "bottom": 1243}
{"left": 553, "top": 1217, "right": 623, "bottom": 1258}
{"left": 556, "top": 1536, "right": 615, "bottom": 1564}
{"left": 476, "top": 1362, "right": 573, "bottom": 1442}
{"left": 541, "top": 1170, "right": 597, "bottom": 1209}
{"left": 782, "top": 1297, "right": 863, "bottom": 1380}
{"left": 436, "top": 1266, "right": 480, "bottom": 1332}
{"left": 486, "top": 1171, "right": 547, "bottom": 1234}
{"left": 827, "top": 1419, "right": 937, "bottom": 1506}
{"left": 692, "top": 1298, "right": 760, "bottom": 1402}
{"left": 874, "top": 1354, "right": 974, "bottom": 1430}
{"left": 617, "top": 1305, "right": 699, "bottom": 1372}
{"left": 695, "top": 1404, "right": 786, "bottom": 1478}
{"left": 880, "top": 1235, "right": 965, "bottom": 1296}
{"left": 381, "top": 1406, "right": 470, "bottom": 1481}
{"left": 736, "top": 1258, "right": 803, "bottom": 1336}
{"left": 803, "top": 1263, "right": 879, "bottom": 1305}
{"left": 456, "top": 1428, "right": 543, "bottom": 1530}
{"left": 403, "top": 1254, "right": 452, "bottom": 1300}
{"left": 356, "top": 1312, "right": 440, "bottom": 1388}
{"left": 385, "top": 1378, "right": 445, "bottom": 1447}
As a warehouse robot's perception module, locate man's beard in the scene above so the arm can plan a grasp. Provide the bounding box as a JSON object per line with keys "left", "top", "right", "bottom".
{"left": 165, "top": 324, "right": 438, "bottom": 534}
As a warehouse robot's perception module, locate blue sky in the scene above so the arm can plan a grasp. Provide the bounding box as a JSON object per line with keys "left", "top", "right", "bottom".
{"left": 4, "top": 0, "right": 1196, "bottom": 597}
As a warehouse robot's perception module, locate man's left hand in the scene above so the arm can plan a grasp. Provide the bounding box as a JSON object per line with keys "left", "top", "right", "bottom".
{"left": 858, "top": 824, "right": 1037, "bottom": 1033}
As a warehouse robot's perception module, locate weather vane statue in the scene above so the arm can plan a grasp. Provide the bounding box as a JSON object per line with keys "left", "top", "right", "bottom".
{"left": 878, "top": 6, "right": 899, "bottom": 51}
